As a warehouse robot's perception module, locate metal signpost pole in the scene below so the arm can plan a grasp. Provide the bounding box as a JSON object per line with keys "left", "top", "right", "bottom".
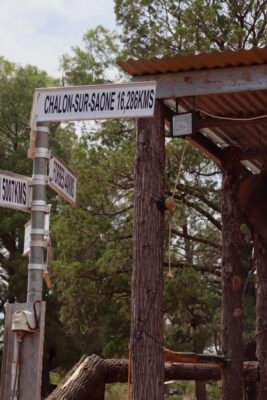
{"left": 27, "top": 124, "right": 49, "bottom": 302}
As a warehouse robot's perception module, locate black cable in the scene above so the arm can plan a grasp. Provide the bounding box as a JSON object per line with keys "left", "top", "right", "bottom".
{"left": 26, "top": 300, "right": 41, "bottom": 331}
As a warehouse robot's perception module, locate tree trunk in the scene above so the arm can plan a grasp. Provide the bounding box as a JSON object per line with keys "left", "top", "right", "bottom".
{"left": 131, "top": 100, "right": 165, "bottom": 400}
{"left": 244, "top": 341, "right": 257, "bottom": 400}
{"left": 255, "top": 234, "right": 267, "bottom": 400}
{"left": 46, "top": 355, "right": 105, "bottom": 400}
{"left": 221, "top": 149, "right": 244, "bottom": 400}
{"left": 46, "top": 356, "right": 259, "bottom": 399}
{"left": 195, "top": 381, "right": 207, "bottom": 400}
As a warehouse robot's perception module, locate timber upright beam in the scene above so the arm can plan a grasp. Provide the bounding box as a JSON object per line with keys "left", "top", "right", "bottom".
{"left": 221, "top": 147, "right": 244, "bottom": 400}
{"left": 255, "top": 233, "right": 267, "bottom": 399}
{"left": 131, "top": 101, "right": 165, "bottom": 400}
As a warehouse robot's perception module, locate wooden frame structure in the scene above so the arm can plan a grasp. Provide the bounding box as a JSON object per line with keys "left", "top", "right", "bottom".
{"left": 118, "top": 47, "right": 267, "bottom": 400}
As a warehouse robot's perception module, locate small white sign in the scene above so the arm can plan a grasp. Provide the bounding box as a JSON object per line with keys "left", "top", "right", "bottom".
{"left": 23, "top": 210, "right": 51, "bottom": 256}
{"left": 31, "top": 81, "right": 157, "bottom": 124}
{"left": 48, "top": 154, "right": 77, "bottom": 205}
{"left": 23, "top": 220, "right": 31, "bottom": 256}
{"left": 0, "top": 171, "right": 31, "bottom": 212}
{"left": 172, "top": 113, "right": 192, "bottom": 137}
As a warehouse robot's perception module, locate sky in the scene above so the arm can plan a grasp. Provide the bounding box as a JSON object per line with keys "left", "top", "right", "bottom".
{"left": 0, "top": 0, "right": 117, "bottom": 78}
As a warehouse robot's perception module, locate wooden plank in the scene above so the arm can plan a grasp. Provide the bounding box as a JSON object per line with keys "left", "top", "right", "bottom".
{"left": 1, "top": 302, "right": 46, "bottom": 400}
{"left": 132, "top": 64, "right": 267, "bottom": 98}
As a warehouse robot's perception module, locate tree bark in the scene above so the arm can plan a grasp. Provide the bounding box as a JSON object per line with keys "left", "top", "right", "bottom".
{"left": 46, "top": 356, "right": 259, "bottom": 400}
{"left": 221, "top": 149, "right": 244, "bottom": 400}
{"left": 131, "top": 100, "right": 165, "bottom": 400}
{"left": 195, "top": 381, "right": 207, "bottom": 400}
{"left": 255, "top": 234, "right": 267, "bottom": 400}
{"left": 46, "top": 355, "right": 105, "bottom": 400}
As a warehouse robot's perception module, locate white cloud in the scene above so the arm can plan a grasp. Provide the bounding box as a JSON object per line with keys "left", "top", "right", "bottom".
{"left": 0, "top": 0, "right": 116, "bottom": 77}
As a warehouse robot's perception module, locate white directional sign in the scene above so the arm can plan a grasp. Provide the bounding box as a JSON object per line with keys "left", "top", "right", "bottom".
{"left": 23, "top": 210, "right": 50, "bottom": 256}
{"left": 31, "top": 81, "right": 157, "bottom": 124}
{"left": 48, "top": 154, "right": 77, "bottom": 205}
{"left": 0, "top": 171, "right": 31, "bottom": 212}
{"left": 23, "top": 220, "right": 31, "bottom": 256}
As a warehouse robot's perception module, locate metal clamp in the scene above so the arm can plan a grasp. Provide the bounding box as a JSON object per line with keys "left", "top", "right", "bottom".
{"left": 33, "top": 148, "right": 50, "bottom": 159}
{"left": 31, "top": 205, "right": 49, "bottom": 212}
{"left": 31, "top": 228, "right": 49, "bottom": 235}
{"left": 30, "top": 240, "right": 47, "bottom": 248}
{"left": 28, "top": 263, "right": 45, "bottom": 271}
{"left": 36, "top": 126, "right": 49, "bottom": 133}
{"left": 31, "top": 174, "right": 48, "bottom": 186}
{"left": 31, "top": 201, "right": 49, "bottom": 213}
{"left": 31, "top": 200, "right": 47, "bottom": 206}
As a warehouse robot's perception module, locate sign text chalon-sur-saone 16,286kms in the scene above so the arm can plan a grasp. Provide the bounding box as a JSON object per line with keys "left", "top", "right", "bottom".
{"left": 0, "top": 171, "right": 31, "bottom": 212}
{"left": 32, "top": 81, "right": 157, "bottom": 123}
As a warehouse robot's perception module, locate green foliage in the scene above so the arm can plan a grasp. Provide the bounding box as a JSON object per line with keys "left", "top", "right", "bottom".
{"left": 105, "top": 383, "right": 128, "bottom": 400}
{"left": 0, "top": 58, "right": 81, "bottom": 377}
{"left": 51, "top": 127, "right": 135, "bottom": 358}
{"left": 0, "top": 58, "right": 58, "bottom": 309}
{"left": 60, "top": 25, "right": 122, "bottom": 85}
{"left": 115, "top": 0, "right": 267, "bottom": 57}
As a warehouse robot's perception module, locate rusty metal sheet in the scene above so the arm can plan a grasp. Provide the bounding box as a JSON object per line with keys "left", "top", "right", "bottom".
{"left": 118, "top": 47, "right": 267, "bottom": 172}
{"left": 117, "top": 46, "right": 267, "bottom": 76}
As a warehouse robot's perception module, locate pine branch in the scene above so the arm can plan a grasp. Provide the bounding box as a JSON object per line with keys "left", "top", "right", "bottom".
{"left": 171, "top": 228, "right": 221, "bottom": 249}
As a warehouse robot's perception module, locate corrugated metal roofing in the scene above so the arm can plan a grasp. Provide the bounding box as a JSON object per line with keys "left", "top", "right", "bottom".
{"left": 117, "top": 46, "right": 267, "bottom": 76}
{"left": 118, "top": 47, "right": 267, "bottom": 173}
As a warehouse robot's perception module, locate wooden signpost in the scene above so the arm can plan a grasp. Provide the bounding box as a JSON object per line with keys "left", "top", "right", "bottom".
{"left": 1, "top": 81, "right": 157, "bottom": 400}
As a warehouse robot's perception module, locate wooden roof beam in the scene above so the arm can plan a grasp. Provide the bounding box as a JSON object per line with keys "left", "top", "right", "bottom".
{"left": 133, "top": 64, "right": 267, "bottom": 98}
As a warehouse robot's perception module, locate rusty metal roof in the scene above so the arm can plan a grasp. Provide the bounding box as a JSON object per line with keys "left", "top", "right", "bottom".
{"left": 117, "top": 46, "right": 267, "bottom": 76}
{"left": 118, "top": 47, "right": 267, "bottom": 173}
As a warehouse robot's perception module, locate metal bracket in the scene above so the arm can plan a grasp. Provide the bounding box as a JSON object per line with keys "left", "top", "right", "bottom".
{"left": 31, "top": 174, "right": 48, "bottom": 186}
{"left": 28, "top": 263, "right": 45, "bottom": 271}
{"left": 31, "top": 228, "right": 49, "bottom": 235}
{"left": 30, "top": 240, "right": 47, "bottom": 248}
{"left": 36, "top": 126, "right": 49, "bottom": 134}
{"left": 31, "top": 201, "right": 49, "bottom": 213}
{"left": 33, "top": 148, "right": 50, "bottom": 159}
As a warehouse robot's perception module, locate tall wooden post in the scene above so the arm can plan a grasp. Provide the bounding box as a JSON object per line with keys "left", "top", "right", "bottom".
{"left": 130, "top": 101, "right": 165, "bottom": 400}
{"left": 221, "top": 148, "right": 244, "bottom": 400}
{"left": 255, "top": 234, "right": 267, "bottom": 399}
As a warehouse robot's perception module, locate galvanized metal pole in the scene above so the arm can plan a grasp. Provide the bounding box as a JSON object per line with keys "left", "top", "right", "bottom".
{"left": 27, "top": 124, "right": 49, "bottom": 303}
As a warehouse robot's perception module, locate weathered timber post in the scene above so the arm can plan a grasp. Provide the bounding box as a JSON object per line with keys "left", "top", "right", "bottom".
{"left": 221, "top": 148, "right": 244, "bottom": 400}
{"left": 255, "top": 234, "right": 267, "bottom": 399}
{"left": 131, "top": 100, "right": 165, "bottom": 400}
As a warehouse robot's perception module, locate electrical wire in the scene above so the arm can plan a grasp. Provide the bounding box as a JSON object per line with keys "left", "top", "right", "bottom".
{"left": 168, "top": 143, "right": 187, "bottom": 278}
{"left": 26, "top": 300, "right": 40, "bottom": 331}
{"left": 197, "top": 108, "right": 267, "bottom": 121}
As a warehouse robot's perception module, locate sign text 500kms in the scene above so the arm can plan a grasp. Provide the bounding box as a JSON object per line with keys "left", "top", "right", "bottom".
{"left": 0, "top": 174, "right": 30, "bottom": 211}
{"left": 44, "top": 89, "right": 155, "bottom": 115}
